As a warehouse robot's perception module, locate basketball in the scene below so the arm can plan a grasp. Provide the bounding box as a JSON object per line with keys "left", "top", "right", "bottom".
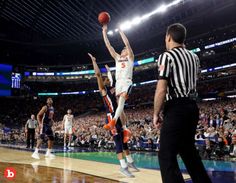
{"left": 98, "top": 12, "right": 110, "bottom": 25}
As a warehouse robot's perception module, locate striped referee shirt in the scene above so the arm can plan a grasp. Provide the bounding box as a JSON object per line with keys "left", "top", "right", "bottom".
{"left": 158, "top": 46, "right": 200, "bottom": 101}
{"left": 26, "top": 119, "right": 38, "bottom": 129}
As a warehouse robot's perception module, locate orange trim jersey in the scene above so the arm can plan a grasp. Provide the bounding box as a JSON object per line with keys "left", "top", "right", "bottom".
{"left": 102, "top": 87, "right": 123, "bottom": 133}
{"left": 115, "top": 55, "right": 133, "bottom": 81}
{"left": 102, "top": 87, "right": 117, "bottom": 115}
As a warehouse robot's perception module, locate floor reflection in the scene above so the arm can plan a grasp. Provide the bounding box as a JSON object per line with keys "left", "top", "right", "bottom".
{"left": 0, "top": 162, "right": 119, "bottom": 183}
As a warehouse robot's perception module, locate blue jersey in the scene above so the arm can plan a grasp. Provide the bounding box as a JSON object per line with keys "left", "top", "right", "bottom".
{"left": 102, "top": 87, "right": 117, "bottom": 116}
{"left": 43, "top": 105, "right": 54, "bottom": 126}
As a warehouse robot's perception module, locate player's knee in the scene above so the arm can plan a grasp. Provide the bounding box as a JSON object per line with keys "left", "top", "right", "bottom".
{"left": 48, "top": 135, "right": 54, "bottom": 141}
{"left": 116, "top": 143, "right": 124, "bottom": 154}
{"left": 120, "top": 92, "right": 127, "bottom": 99}
{"left": 113, "top": 134, "right": 123, "bottom": 153}
{"left": 40, "top": 134, "right": 45, "bottom": 140}
{"left": 123, "top": 143, "right": 128, "bottom": 150}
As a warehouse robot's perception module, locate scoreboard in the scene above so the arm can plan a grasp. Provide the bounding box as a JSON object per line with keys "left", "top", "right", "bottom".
{"left": 0, "top": 64, "right": 12, "bottom": 96}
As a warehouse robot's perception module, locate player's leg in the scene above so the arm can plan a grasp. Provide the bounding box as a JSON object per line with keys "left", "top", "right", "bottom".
{"left": 123, "top": 149, "right": 139, "bottom": 171}
{"left": 26, "top": 129, "right": 30, "bottom": 148}
{"left": 120, "top": 111, "right": 132, "bottom": 143}
{"left": 68, "top": 134, "right": 72, "bottom": 146}
{"left": 32, "top": 129, "right": 35, "bottom": 149}
{"left": 48, "top": 139, "right": 53, "bottom": 149}
{"left": 68, "top": 128, "right": 72, "bottom": 147}
{"left": 104, "top": 81, "right": 132, "bottom": 130}
{"left": 32, "top": 125, "right": 45, "bottom": 159}
{"left": 45, "top": 139, "right": 55, "bottom": 158}
{"left": 45, "top": 126, "right": 55, "bottom": 158}
{"left": 31, "top": 137, "right": 43, "bottom": 159}
{"left": 64, "top": 130, "right": 67, "bottom": 149}
{"left": 113, "top": 133, "right": 134, "bottom": 177}
{"left": 122, "top": 130, "right": 139, "bottom": 171}
{"left": 114, "top": 93, "right": 126, "bottom": 121}
{"left": 120, "top": 111, "right": 127, "bottom": 127}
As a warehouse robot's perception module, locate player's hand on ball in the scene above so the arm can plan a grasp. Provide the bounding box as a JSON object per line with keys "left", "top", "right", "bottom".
{"left": 153, "top": 114, "right": 162, "bottom": 129}
{"left": 102, "top": 24, "right": 108, "bottom": 32}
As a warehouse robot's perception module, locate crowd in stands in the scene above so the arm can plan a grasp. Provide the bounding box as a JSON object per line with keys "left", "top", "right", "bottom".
{"left": 198, "top": 77, "right": 236, "bottom": 96}
{"left": 1, "top": 93, "right": 236, "bottom": 159}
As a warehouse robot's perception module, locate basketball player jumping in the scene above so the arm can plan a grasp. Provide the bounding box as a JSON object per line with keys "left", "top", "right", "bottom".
{"left": 32, "top": 97, "right": 55, "bottom": 159}
{"left": 62, "top": 109, "right": 74, "bottom": 150}
{"left": 88, "top": 53, "right": 139, "bottom": 177}
{"left": 102, "top": 25, "right": 133, "bottom": 138}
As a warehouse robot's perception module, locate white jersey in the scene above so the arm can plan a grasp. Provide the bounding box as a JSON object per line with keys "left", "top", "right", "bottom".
{"left": 64, "top": 114, "right": 73, "bottom": 127}
{"left": 115, "top": 55, "right": 133, "bottom": 81}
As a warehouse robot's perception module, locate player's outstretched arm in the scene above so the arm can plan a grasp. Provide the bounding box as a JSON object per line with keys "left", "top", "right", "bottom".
{"left": 105, "top": 64, "right": 113, "bottom": 87}
{"left": 88, "top": 53, "right": 106, "bottom": 96}
{"left": 102, "top": 25, "right": 119, "bottom": 59}
{"left": 119, "top": 30, "right": 134, "bottom": 60}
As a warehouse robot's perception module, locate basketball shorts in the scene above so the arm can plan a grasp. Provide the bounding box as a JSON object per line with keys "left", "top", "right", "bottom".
{"left": 64, "top": 126, "right": 73, "bottom": 134}
{"left": 115, "top": 79, "right": 133, "bottom": 96}
{"left": 113, "top": 130, "right": 129, "bottom": 154}
{"left": 40, "top": 123, "right": 54, "bottom": 141}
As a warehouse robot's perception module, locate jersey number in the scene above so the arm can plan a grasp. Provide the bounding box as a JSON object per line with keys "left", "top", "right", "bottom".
{"left": 121, "top": 62, "right": 126, "bottom": 68}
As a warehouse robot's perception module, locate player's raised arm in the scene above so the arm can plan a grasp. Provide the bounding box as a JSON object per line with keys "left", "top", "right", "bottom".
{"left": 105, "top": 64, "right": 113, "bottom": 87}
{"left": 88, "top": 53, "right": 106, "bottom": 96}
{"left": 119, "top": 30, "right": 134, "bottom": 60}
{"left": 102, "top": 25, "right": 119, "bottom": 59}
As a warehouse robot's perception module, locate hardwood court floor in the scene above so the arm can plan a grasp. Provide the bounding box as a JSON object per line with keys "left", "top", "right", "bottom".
{"left": 0, "top": 147, "right": 190, "bottom": 183}
{"left": 0, "top": 162, "right": 118, "bottom": 183}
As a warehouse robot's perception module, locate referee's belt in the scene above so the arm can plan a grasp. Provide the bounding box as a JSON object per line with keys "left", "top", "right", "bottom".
{"left": 165, "top": 97, "right": 196, "bottom": 105}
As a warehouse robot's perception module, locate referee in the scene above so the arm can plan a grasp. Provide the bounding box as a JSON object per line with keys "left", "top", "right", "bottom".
{"left": 153, "top": 23, "right": 212, "bottom": 183}
{"left": 25, "top": 114, "right": 38, "bottom": 149}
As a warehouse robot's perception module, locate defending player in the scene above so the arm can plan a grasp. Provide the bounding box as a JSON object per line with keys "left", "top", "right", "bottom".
{"left": 102, "top": 25, "right": 133, "bottom": 135}
{"left": 31, "top": 97, "right": 55, "bottom": 159}
{"left": 88, "top": 53, "right": 139, "bottom": 177}
{"left": 62, "top": 109, "right": 74, "bottom": 150}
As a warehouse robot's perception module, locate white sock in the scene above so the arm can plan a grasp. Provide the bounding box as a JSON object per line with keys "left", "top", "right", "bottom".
{"left": 233, "top": 145, "right": 236, "bottom": 152}
{"left": 35, "top": 148, "right": 39, "bottom": 153}
{"left": 126, "top": 154, "right": 134, "bottom": 163}
{"left": 119, "top": 159, "right": 127, "bottom": 169}
{"left": 46, "top": 149, "right": 51, "bottom": 154}
{"left": 114, "top": 97, "right": 125, "bottom": 121}
{"left": 64, "top": 143, "right": 66, "bottom": 147}
{"left": 122, "top": 125, "right": 127, "bottom": 130}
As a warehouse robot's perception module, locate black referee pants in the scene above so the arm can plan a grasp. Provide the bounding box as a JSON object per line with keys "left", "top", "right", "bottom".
{"left": 158, "top": 98, "right": 212, "bottom": 183}
{"left": 27, "top": 128, "right": 35, "bottom": 148}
